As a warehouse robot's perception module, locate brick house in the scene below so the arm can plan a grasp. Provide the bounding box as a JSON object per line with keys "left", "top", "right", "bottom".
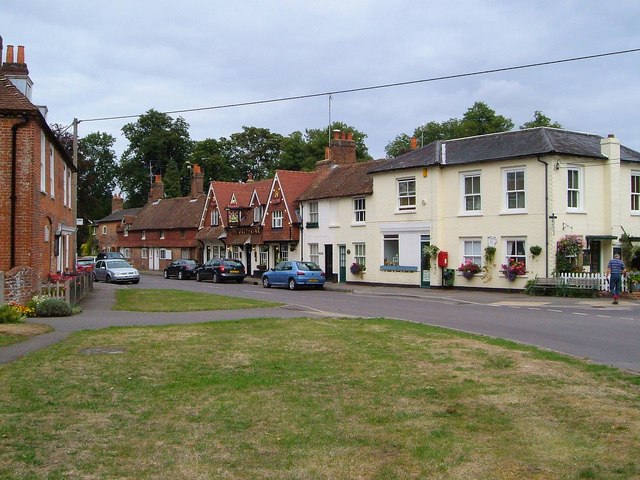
{"left": 0, "top": 39, "right": 77, "bottom": 301}
{"left": 119, "top": 167, "right": 206, "bottom": 271}
{"left": 95, "top": 194, "right": 141, "bottom": 255}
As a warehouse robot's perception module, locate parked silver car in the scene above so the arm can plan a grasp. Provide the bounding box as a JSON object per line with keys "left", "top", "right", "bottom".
{"left": 92, "top": 259, "right": 140, "bottom": 284}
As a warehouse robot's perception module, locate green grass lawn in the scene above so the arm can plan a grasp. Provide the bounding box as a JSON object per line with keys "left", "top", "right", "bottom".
{"left": 0, "top": 317, "right": 638, "bottom": 479}
{"left": 113, "top": 288, "right": 282, "bottom": 312}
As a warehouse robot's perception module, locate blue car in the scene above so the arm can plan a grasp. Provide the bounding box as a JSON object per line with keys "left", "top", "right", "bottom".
{"left": 262, "top": 261, "right": 326, "bottom": 290}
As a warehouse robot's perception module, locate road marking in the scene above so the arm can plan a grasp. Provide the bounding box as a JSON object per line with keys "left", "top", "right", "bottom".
{"left": 548, "top": 309, "right": 563, "bottom": 312}
{"left": 596, "top": 315, "right": 611, "bottom": 318}
{"left": 527, "top": 308, "right": 540, "bottom": 310}
{"left": 572, "top": 312, "right": 588, "bottom": 316}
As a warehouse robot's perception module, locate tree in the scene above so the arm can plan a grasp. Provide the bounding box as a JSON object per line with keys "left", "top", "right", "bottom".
{"left": 278, "top": 131, "right": 310, "bottom": 171}
{"left": 520, "top": 110, "right": 563, "bottom": 129}
{"left": 458, "top": 101, "right": 514, "bottom": 137}
{"left": 119, "top": 109, "right": 192, "bottom": 207}
{"left": 227, "top": 126, "right": 283, "bottom": 180}
{"left": 162, "top": 158, "right": 182, "bottom": 198}
{"left": 384, "top": 133, "right": 412, "bottom": 158}
{"left": 190, "top": 138, "right": 236, "bottom": 184}
{"left": 77, "top": 132, "right": 119, "bottom": 246}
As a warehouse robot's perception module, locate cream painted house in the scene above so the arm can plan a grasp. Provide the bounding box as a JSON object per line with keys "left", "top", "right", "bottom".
{"left": 359, "top": 128, "right": 640, "bottom": 289}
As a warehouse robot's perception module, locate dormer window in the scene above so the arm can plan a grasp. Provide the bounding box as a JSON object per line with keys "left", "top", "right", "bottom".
{"left": 211, "top": 209, "right": 219, "bottom": 226}
{"left": 253, "top": 205, "right": 264, "bottom": 223}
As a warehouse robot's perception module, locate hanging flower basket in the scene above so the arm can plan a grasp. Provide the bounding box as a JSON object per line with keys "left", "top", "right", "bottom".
{"left": 462, "top": 270, "right": 475, "bottom": 279}
{"left": 350, "top": 263, "right": 365, "bottom": 275}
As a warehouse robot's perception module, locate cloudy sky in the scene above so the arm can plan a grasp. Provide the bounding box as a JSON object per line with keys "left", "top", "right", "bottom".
{"left": 2, "top": 0, "right": 640, "bottom": 159}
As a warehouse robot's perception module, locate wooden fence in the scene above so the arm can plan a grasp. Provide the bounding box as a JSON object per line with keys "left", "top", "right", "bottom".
{"left": 40, "top": 272, "right": 93, "bottom": 305}
{"left": 558, "top": 272, "right": 629, "bottom": 292}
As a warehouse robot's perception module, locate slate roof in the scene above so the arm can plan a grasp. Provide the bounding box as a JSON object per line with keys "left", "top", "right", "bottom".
{"left": 369, "top": 128, "right": 640, "bottom": 174}
{"left": 130, "top": 195, "right": 206, "bottom": 231}
{"left": 96, "top": 207, "right": 142, "bottom": 224}
{"left": 297, "top": 160, "right": 379, "bottom": 201}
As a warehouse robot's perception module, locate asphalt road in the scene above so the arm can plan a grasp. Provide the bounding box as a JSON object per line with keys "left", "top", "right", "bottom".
{"left": 2, "top": 274, "right": 639, "bottom": 374}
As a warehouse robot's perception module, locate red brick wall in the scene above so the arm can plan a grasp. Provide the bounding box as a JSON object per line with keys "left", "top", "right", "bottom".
{"left": 0, "top": 117, "right": 76, "bottom": 281}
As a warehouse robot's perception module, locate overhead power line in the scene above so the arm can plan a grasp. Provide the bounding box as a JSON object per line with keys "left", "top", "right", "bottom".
{"left": 79, "top": 47, "right": 640, "bottom": 124}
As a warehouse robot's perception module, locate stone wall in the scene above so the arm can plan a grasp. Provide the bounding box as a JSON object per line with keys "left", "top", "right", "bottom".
{"left": 2, "top": 266, "right": 39, "bottom": 305}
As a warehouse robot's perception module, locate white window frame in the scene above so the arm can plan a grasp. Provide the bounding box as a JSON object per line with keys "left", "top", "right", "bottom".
{"left": 461, "top": 239, "right": 482, "bottom": 266}
{"left": 141, "top": 248, "right": 148, "bottom": 259}
{"left": 272, "top": 210, "right": 283, "bottom": 228}
{"left": 309, "top": 243, "right": 319, "bottom": 264}
{"left": 102, "top": 225, "right": 107, "bottom": 235}
{"left": 40, "top": 134, "right": 46, "bottom": 192}
{"left": 160, "top": 248, "right": 172, "bottom": 260}
{"left": 122, "top": 248, "right": 131, "bottom": 259}
{"left": 231, "top": 245, "right": 242, "bottom": 260}
{"left": 141, "top": 230, "right": 146, "bottom": 240}
{"left": 49, "top": 147, "right": 55, "bottom": 198}
{"left": 397, "top": 177, "right": 416, "bottom": 212}
{"left": 253, "top": 205, "right": 263, "bottom": 224}
{"left": 353, "top": 197, "right": 366, "bottom": 224}
{"left": 503, "top": 167, "right": 526, "bottom": 213}
{"left": 383, "top": 234, "right": 400, "bottom": 266}
{"left": 211, "top": 209, "right": 220, "bottom": 226}
{"left": 279, "top": 243, "right": 289, "bottom": 261}
{"left": 505, "top": 239, "right": 527, "bottom": 268}
{"left": 567, "top": 165, "right": 584, "bottom": 211}
{"left": 632, "top": 171, "right": 640, "bottom": 213}
{"left": 308, "top": 202, "right": 319, "bottom": 225}
{"left": 461, "top": 171, "right": 481, "bottom": 214}
{"left": 124, "top": 225, "right": 129, "bottom": 237}
{"left": 354, "top": 243, "right": 366, "bottom": 268}
{"left": 160, "top": 230, "right": 165, "bottom": 239}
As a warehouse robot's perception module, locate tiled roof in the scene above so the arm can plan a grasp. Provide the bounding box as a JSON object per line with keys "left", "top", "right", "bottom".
{"left": 0, "top": 74, "right": 37, "bottom": 112}
{"left": 298, "top": 161, "right": 379, "bottom": 201}
{"left": 196, "top": 225, "right": 226, "bottom": 241}
{"left": 130, "top": 195, "right": 206, "bottom": 230}
{"left": 96, "top": 207, "right": 142, "bottom": 224}
{"left": 275, "top": 170, "right": 322, "bottom": 205}
{"left": 369, "top": 128, "right": 640, "bottom": 173}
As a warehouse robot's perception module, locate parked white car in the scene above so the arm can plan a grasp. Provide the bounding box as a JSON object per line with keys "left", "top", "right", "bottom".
{"left": 92, "top": 259, "right": 140, "bottom": 284}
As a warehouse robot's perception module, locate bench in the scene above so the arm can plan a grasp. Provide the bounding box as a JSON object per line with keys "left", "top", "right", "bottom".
{"left": 532, "top": 277, "right": 600, "bottom": 296}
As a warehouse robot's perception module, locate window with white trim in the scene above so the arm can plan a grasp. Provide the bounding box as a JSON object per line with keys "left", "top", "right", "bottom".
{"left": 632, "top": 172, "right": 640, "bottom": 212}
{"left": 279, "top": 243, "right": 289, "bottom": 261}
{"left": 504, "top": 168, "right": 525, "bottom": 211}
{"left": 231, "top": 246, "right": 242, "bottom": 260}
{"left": 462, "top": 172, "right": 481, "bottom": 212}
{"left": 567, "top": 166, "right": 583, "bottom": 210}
{"left": 160, "top": 230, "right": 165, "bottom": 239}
{"left": 397, "top": 178, "right": 416, "bottom": 211}
{"left": 40, "top": 134, "right": 46, "bottom": 192}
{"left": 308, "top": 202, "right": 318, "bottom": 225}
{"left": 309, "top": 243, "right": 319, "bottom": 264}
{"left": 354, "top": 243, "right": 366, "bottom": 268}
{"left": 354, "top": 197, "right": 366, "bottom": 223}
{"left": 141, "top": 230, "right": 146, "bottom": 240}
{"left": 160, "top": 248, "right": 172, "bottom": 260}
{"left": 505, "top": 239, "right": 526, "bottom": 268}
{"left": 49, "top": 147, "right": 55, "bottom": 198}
{"left": 211, "top": 209, "right": 219, "bottom": 226}
{"left": 259, "top": 247, "right": 268, "bottom": 266}
{"left": 253, "top": 205, "right": 263, "bottom": 224}
{"left": 383, "top": 234, "right": 399, "bottom": 265}
{"left": 123, "top": 248, "right": 131, "bottom": 259}
{"left": 124, "top": 225, "right": 129, "bottom": 237}
{"left": 462, "top": 239, "right": 482, "bottom": 266}
{"left": 141, "top": 248, "right": 148, "bottom": 259}
{"left": 102, "top": 225, "right": 107, "bottom": 235}
{"left": 272, "top": 210, "right": 283, "bottom": 228}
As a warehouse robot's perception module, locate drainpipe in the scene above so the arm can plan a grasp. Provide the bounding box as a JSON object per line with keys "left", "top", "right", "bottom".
{"left": 10, "top": 116, "right": 30, "bottom": 269}
{"left": 537, "top": 155, "right": 549, "bottom": 277}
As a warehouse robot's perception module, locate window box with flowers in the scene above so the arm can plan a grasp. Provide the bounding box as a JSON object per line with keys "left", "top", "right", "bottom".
{"left": 457, "top": 260, "right": 481, "bottom": 279}
{"left": 501, "top": 258, "right": 527, "bottom": 281}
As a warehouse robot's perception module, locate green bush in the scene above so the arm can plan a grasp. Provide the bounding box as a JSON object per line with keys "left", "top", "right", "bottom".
{"left": 0, "top": 304, "right": 24, "bottom": 324}
{"left": 36, "top": 298, "right": 72, "bottom": 317}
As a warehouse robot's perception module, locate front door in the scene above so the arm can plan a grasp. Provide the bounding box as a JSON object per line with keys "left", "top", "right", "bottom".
{"left": 245, "top": 244, "right": 252, "bottom": 274}
{"left": 324, "top": 244, "right": 334, "bottom": 282}
{"left": 338, "top": 245, "right": 346, "bottom": 283}
{"left": 589, "top": 240, "right": 601, "bottom": 273}
{"left": 421, "top": 239, "right": 431, "bottom": 287}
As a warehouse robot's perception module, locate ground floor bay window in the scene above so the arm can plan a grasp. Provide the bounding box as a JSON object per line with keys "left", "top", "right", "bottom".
{"left": 379, "top": 222, "right": 431, "bottom": 276}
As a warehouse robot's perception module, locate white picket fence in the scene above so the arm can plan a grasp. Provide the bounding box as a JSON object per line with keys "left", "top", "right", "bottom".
{"left": 558, "top": 272, "right": 629, "bottom": 292}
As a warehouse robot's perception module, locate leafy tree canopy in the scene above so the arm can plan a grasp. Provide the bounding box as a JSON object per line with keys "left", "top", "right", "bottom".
{"left": 119, "top": 109, "right": 192, "bottom": 207}
{"left": 520, "top": 110, "right": 563, "bottom": 129}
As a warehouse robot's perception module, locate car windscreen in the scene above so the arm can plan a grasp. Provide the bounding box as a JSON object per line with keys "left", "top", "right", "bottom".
{"left": 224, "top": 260, "right": 244, "bottom": 268}
{"left": 183, "top": 260, "right": 197, "bottom": 266}
{"left": 108, "top": 260, "right": 131, "bottom": 269}
{"left": 298, "top": 262, "right": 321, "bottom": 271}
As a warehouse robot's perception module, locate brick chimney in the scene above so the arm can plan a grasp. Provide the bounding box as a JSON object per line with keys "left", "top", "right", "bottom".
{"left": 190, "top": 164, "right": 204, "bottom": 198}
{"left": 410, "top": 137, "right": 418, "bottom": 150}
{"left": 111, "top": 194, "right": 124, "bottom": 213}
{"left": 149, "top": 174, "right": 165, "bottom": 201}
{"left": 1, "top": 42, "right": 33, "bottom": 100}
{"left": 328, "top": 131, "right": 357, "bottom": 165}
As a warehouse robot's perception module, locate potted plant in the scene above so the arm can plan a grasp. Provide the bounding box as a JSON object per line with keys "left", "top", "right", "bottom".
{"left": 529, "top": 245, "right": 542, "bottom": 257}
{"left": 628, "top": 272, "right": 640, "bottom": 292}
{"left": 350, "top": 262, "right": 365, "bottom": 275}
{"left": 501, "top": 258, "right": 527, "bottom": 281}
{"left": 457, "top": 260, "right": 481, "bottom": 279}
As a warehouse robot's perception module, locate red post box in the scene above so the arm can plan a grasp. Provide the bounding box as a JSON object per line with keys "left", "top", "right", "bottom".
{"left": 437, "top": 251, "right": 449, "bottom": 268}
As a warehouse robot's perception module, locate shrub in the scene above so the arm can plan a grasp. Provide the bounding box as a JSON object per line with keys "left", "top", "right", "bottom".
{"left": 36, "top": 298, "right": 72, "bottom": 317}
{"left": 0, "top": 303, "right": 24, "bottom": 324}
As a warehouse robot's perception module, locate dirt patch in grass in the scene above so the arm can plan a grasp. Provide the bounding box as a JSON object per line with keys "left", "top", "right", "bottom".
{"left": 0, "top": 323, "right": 53, "bottom": 346}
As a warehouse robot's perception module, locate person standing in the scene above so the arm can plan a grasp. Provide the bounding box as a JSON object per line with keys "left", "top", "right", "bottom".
{"left": 607, "top": 254, "right": 626, "bottom": 304}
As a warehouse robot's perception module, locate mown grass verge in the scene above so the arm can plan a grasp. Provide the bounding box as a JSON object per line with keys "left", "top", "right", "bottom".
{"left": 0, "top": 317, "right": 638, "bottom": 479}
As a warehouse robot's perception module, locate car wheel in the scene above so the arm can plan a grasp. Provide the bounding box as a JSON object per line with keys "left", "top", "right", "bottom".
{"left": 262, "top": 276, "right": 271, "bottom": 288}
{"left": 132, "top": 279, "right": 140, "bottom": 284}
{"left": 92, "top": 272, "right": 98, "bottom": 282}
{"left": 178, "top": 271, "right": 184, "bottom": 280}
{"left": 196, "top": 272, "right": 202, "bottom": 282}
{"left": 315, "top": 285, "right": 324, "bottom": 289}
{"left": 213, "top": 273, "right": 220, "bottom": 283}
{"left": 288, "top": 278, "right": 297, "bottom": 290}
{"left": 163, "top": 270, "right": 169, "bottom": 279}
{"left": 106, "top": 274, "right": 111, "bottom": 283}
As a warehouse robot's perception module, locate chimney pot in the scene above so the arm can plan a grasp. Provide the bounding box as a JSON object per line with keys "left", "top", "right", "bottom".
{"left": 608, "top": 134, "right": 615, "bottom": 138}
{"left": 410, "top": 137, "right": 418, "bottom": 150}
{"left": 347, "top": 132, "right": 353, "bottom": 141}
{"left": 333, "top": 130, "right": 340, "bottom": 140}
{"left": 6, "top": 44, "right": 14, "bottom": 63}
{"left": 16, "top": 46, "right": 25, "bottom": 64}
